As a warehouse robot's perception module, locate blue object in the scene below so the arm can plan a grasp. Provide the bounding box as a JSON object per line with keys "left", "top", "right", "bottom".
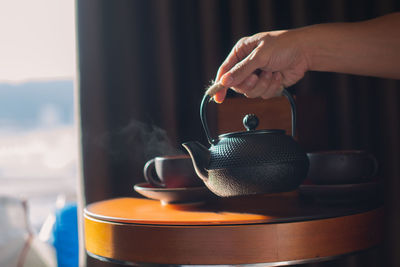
{"left": 52, "top": 202, "right": 79, "bottom": 267}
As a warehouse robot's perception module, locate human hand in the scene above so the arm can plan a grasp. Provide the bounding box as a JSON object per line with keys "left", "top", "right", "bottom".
{"left": 214, "top": 30, "right": 311, "bottom": 103}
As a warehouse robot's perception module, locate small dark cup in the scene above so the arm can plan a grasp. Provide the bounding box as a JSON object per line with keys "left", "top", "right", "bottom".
{"left": 143, "top": 155, "right": 204, "bottom": 188}
{"left": 307, "top": 150, "right": 378, "bottom": 185}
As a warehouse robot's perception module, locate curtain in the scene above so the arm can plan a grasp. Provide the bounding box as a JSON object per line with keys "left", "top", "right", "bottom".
{"left": 77, "top": 0, "right": 400, "bottom": 266}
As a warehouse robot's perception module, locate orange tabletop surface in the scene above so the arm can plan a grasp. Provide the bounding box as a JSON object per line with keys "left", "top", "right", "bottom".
{"left": 84, "top": 192, "right": 380, "bottom": 226}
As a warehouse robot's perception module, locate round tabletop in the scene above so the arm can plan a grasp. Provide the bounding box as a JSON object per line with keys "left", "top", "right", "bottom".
{"left": 84, "top": 193, "right": 383, "bottom": 266}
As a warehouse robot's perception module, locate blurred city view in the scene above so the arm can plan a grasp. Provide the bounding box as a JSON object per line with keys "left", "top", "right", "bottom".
{"left": 0, "top": 0, "right": 76, "bottom": 235}
{"left": 0, "top": 80, "right": 77, "bottom": 231}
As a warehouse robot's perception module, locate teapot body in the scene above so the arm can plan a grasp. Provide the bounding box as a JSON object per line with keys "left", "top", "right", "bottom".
{"left": 183, "top": 89, "right": 309, "bottom": 197}
{"left": 206, "top": 132, "right": 309, "bottom": 196}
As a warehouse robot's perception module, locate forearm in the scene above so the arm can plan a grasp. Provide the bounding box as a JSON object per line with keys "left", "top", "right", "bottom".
{"left": 300, "top": 13, "right": 400, "bottom": 79}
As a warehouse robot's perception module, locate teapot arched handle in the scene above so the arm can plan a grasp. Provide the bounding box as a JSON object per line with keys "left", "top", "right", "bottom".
{"left": 200, "top": 89, "right": 297, "bottom": 145}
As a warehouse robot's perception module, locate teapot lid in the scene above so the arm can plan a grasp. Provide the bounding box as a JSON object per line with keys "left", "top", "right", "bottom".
{"left": 219, "top": 129, "right": 285, "bottom": 139}
{"left": 218, "top": 114, "right": 285, "bottom": 139}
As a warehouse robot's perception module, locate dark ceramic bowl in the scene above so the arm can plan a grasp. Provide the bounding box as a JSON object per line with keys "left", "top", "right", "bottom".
{"left": 307, "top": 150, "right": 378, "bottom": 185}
{"left": 299, "top": 181, "right": 381, "bottom": 204}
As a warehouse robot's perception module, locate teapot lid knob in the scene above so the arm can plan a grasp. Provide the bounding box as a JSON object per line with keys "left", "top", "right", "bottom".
{"left": 243, "top": 114, "right": 259, "bottom": 131}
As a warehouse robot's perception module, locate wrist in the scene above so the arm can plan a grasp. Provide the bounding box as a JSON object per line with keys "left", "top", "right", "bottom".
{"left": 294, "top": 24, "right": 323, "bottom": 72}
{"left": 296, "top": 22, "right": 356, "bottom": 73}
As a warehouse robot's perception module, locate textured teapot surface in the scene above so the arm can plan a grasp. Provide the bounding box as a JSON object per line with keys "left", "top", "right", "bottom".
{"left": 209, "top": 132, "right": 306, "bottom": 170}
{"left": 184, "top": 89, "right": 309, "bottom": 197}
{"left": 206, "top": 130, "right": 309, "bottom": 196}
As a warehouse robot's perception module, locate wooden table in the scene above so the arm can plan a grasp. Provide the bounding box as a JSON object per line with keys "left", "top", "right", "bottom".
{"left": 84, "top": 192, "right": 383, "bottom": 266}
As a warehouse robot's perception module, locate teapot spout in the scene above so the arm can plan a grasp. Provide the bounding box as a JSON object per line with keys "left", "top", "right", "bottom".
{"left": 182, "top": 141, "right": 210, "bottom": 182}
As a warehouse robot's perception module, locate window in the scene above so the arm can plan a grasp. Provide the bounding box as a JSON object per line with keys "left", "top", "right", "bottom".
{"left": 0, "top": 0, "right": 77, "bottom": 232}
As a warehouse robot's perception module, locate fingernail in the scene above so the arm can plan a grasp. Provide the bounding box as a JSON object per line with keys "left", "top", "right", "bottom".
{"left": 213, "top": 91, "right": 225, "bottom": 104}
{"left": 221, "top": 74, "right": 234, "bottom": 87}
{"left": 214, "top": 96, "right": 223, "bottom": 104}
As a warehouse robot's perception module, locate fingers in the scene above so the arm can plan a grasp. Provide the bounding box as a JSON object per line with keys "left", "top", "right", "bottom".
{"left": 214, "top": 72, "right": 259, "bottom": 103}
{"left": 231, "top": 73, "right": 259, "bottom": 94}
{"left": 220, "top": 45, "right": 264, "bottom": 88}
{"left": 260, "top": 72, "right": 284, "bottom": 99}
{"left": 216, "top": 56, "right": 235, "bottom": 84}
{"left": 213, "top": 36, "right": 264, "bottom": 103}
{"left": 216, "top": 37, "right": 257, "bottom": 82}
{"left": 213, "top": 41, "right": 248, "bottom": 104}
{"left": 244, "top": 71, "right": 273, "bottom": 98}
{"left": 230, "top": 71, "right": 284, "bottom": 100}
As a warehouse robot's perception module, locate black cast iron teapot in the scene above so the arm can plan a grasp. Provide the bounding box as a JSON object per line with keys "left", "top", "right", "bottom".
{"left": 182, "top": 89, "right": 309, "bottom": 197}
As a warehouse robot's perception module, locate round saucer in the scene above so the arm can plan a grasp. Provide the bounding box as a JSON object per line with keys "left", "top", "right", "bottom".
{"left": 134, "top": 183, "right": 214, "bottom": 205}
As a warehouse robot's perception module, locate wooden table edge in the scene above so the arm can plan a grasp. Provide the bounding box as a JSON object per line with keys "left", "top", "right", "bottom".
{"left": 84, "top": 207, "right": 383, "bottom": 265}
